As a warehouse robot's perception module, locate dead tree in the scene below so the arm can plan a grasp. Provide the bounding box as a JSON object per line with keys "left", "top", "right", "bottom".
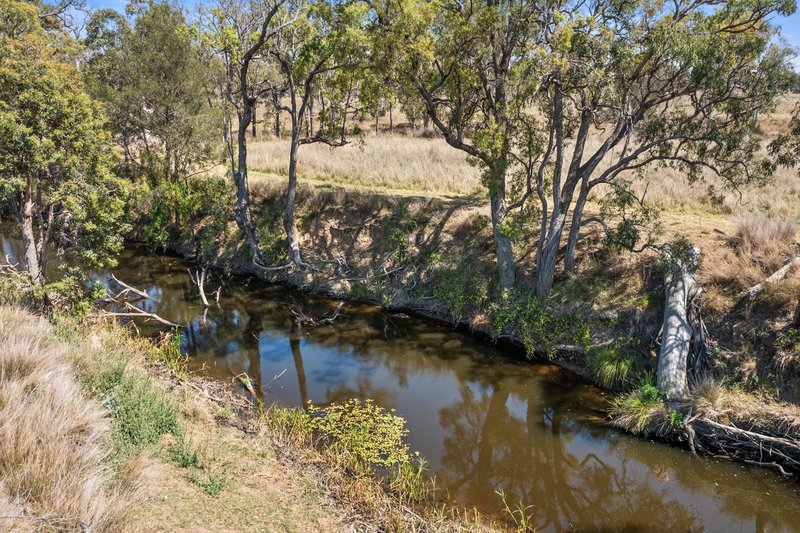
{"left": 188, "top": 268, "right": 218, "bottom": 307}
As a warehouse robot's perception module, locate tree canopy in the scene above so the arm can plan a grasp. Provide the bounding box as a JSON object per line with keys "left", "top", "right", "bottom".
{"left": 0, "top": 0, "right": 129, "bottom": 285}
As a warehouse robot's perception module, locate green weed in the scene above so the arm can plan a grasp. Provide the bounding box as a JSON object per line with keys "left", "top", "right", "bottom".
{"left": 190, "top": 469, "right": 228, "bottom": 497}
{"left": 310, "top": 399, "right": 409, "bottom": 474}
{"left": 496, "top": 488, "right": 535, "bottom": 531}
{"left": 96, "top": 362, "right": 182, "bottom": 455}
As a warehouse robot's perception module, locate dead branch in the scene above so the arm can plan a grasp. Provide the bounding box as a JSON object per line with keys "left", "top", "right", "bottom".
{"left": 234, "top": 372, "right": 258, "bottom": 397}
{"left": 188, "top": 268, "right": 211, "bottom": 307}
{"left": 290, "top": 301, "right": 345, "bottom": 327}
{"left": 109, "top": 274, "right": 150, "bottom": 300}
{"left": 741, "top": 256, "right": 800, "bottom": 302}
{"left": 97, "top": 305, "right": 180, "bottom": 328}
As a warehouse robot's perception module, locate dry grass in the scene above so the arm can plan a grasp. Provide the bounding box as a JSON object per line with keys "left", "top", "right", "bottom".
{"left": 247, "top": 135, "right": 482, "bottom": 195}
{"left": 0, "top": 307, "right": 146, "bottom": 532}
{"left": 688, "top": 379, "right": 800, "bottom": 438}
{"left": 735, "top": 215, "right": 797, "bottom": 271}
{"left": 240, "top": 94, "right": 800, "bottom": 217}
{"left": 699, "top": 214, "right": 798, "bottom": 298}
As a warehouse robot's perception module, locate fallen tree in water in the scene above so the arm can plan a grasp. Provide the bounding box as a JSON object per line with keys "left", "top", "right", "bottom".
{"left": 688, "top": 417, "right": 800, "bottom": 476}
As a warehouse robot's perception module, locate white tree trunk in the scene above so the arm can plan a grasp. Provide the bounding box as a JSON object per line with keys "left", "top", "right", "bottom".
{"left": 657, "top": 247, "right": 700, "bottom": 402}
{"left": 19, "top": 198, "right": 42, "bottom": 285}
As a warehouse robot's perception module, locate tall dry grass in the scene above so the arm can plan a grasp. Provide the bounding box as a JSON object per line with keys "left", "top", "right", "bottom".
{"left": 0, "top": 307, "right": 146, "bottom": 531}
{"left": 243, "top": 130, "right": 800, "bottom": 218}
{"left": 247, "top": 135, "right": 482, "bottom": 195}
{"left": 702, "top": 214, "right": 798, "bottom": 293}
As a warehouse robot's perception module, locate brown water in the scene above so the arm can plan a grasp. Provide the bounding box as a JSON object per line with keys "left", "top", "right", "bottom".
{"left": 3, "top": 236, "right": 800, "bottom": 532}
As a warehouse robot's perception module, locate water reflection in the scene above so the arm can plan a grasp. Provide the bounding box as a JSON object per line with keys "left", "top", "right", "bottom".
{"left": 2, "top": 237, "right": 799, "bottom": 532}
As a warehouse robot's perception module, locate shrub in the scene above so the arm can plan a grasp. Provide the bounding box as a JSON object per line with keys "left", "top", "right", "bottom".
{"left": 131, "top": 177, "right": 233, "bottom": 262}
{"left": 492, "top": 289, "right": 590, "bottom": 356}
{"left": 585, "top": 344, "right": 642, "bottom": 389}
{"left": 310, "top": 399, "right": 410, "bottom": 474}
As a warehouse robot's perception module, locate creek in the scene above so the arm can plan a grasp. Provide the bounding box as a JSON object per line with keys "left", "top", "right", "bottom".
{"left": 3, "top": 236, "right": 800, "bottom": 532}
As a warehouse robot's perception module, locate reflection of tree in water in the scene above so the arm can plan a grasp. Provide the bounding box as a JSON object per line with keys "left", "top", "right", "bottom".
{"left": 438, "top": 378, "right": 702, "bottom": 531}
{"left": 97, "top": 250, "right": 800, "bottom": 532}
{"left": 610, "top": 429, "right": 799, "bottom": 532}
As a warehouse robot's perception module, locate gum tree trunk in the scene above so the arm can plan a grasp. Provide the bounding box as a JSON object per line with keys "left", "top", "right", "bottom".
{"left": 564, "top": 183, "right": 589, "bottom": 276}
{"left": 657, "top": 247, "right": 700, "bottom": 402}
{"left": 283, "top": 118, "right": 307, "bottom": 269}
{"left": 534, "top": 210, "right": 567, "bottom": 297}
{"left": 12, "top": 181, "right": 43, "bottom": 286}
{"left": 233, "top": 95, "right": 264, "bottom": 266}
{"left": 19, "top": 199, "right": 42, "bottom": 285}
{"left": 488, "top": 165, "right": 515, "bottom": 290}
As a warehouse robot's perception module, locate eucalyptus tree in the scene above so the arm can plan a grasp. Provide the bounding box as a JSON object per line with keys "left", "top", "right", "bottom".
{"left": 201, "top": 0, "right": 286, "bottom": 268}
{"left": 377, "top": 0, "right": 795, "bottom": 297}
{"left": 85, "top": 1, "right": 217, "bottom": 183}
{"left": 0, "top": 0, "right": 129, "bottom": 286}
{"left": 267, "top": 0, "right": 368, "bottom": 268}
{"left": 372, "top": 0, "right": 541, "bottom": 289}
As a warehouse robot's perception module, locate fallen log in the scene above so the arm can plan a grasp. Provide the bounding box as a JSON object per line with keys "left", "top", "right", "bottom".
{"left": 109, "top": 274, "right": 150, "bottom": 300}
{"left": 741, "top": 256, "right": 800, "bottom": 303}
{"left": 657, "top": 246, "right": 701, "bottom": 403}
{"left": 97, "top": 307, "right": 179, "bottom": 328}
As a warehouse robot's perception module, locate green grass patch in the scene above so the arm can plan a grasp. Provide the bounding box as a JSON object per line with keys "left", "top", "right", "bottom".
{"left": 95, "top": 361, "right": 182, "bottom": 456}
{"left": 585, "top": 344, "right": 642, "bottom": 389}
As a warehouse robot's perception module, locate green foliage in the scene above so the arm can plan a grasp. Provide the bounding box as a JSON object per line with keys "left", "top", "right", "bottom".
{"left": 585, "top": 344, "right": 642, "bottom": 389}
{"left": 388, "top": 453, "right": 431, "bottom": 503}
{"left": 669, "top": 410, "right": 684, "bottom": 428}
{"left": 310, "top": 399, "right": 410, "bottom": 474}
{"left": 598, "top": 181, "right": 661, "bottom": 254}
{"left": 496, "top": 488, "right": 535, "bottom": 532}
{"left": 0, "top": 0, "right": 131, "bottom": 284}
{"left": 0, "top": 268, "right": 34, "bottom": 307}
{"left": 260, "top": 404, "right": 313, "bottom": 446}
{"left": 170, "top": 435, "right": 201, "bottom": 468}
{"left": 190, "top": 469, "right": 228, "bottom": 497}
{"left": 85, "top": 1, "right": 219, "bottom": 182}
{"left": 349, "top": 282, "right": 374, "bottom": 301}
{"left": 132, "top": 177, "right": 233, "bottom": 263}
{"left": 40, "top": 276, "right": 106, "bottom": 317}
{"left": 656, "top": 237, "right": 702, "bottom": 279}
{"left": 492, "top": 289, "right": 589, "bottom": 356}
{"left": 255, "top": 205, "right": 289, "bottom": 263}
{"left": 95, "top": 362, "right": 182, "bottom": 455}
{"left": 149, "top": 330, "right": 187, "bottom": 375}
{"left": 383, "top": 203, "right": 418, "bottom": 264}
{"left": 609, "top": 376, "right": 667, "bottom": 434}
{"left": 429, "top": 250, "right": 490, "bottom": 324}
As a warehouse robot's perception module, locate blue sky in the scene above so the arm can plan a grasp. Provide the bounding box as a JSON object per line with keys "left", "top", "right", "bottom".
{"left": 86, "top": 0, "right": 800, "bottom": 59}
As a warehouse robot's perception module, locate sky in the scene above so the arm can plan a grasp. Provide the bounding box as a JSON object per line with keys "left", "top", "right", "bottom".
{"left": 85, "top": 0, "right": 800, "bottom": 63}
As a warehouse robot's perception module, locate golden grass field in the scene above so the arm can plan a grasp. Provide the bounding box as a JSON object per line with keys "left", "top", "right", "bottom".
{"left": 247, "top": 94, "right": 800, "bottom": 217}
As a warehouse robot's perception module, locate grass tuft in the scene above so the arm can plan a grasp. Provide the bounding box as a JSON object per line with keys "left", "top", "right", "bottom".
{"left": 609, "top": 378, "right": 668, "bottom": 434}
{"left": 585, "top": 345, "right": 641, "bottom": 389}
{"left": 0, "top": 307, "right": 147, "bottom": 531}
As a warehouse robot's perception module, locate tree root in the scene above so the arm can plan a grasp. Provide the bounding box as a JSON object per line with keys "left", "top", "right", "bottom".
{"left": 688, "top": 417, "right": 800, "bottom": 476}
